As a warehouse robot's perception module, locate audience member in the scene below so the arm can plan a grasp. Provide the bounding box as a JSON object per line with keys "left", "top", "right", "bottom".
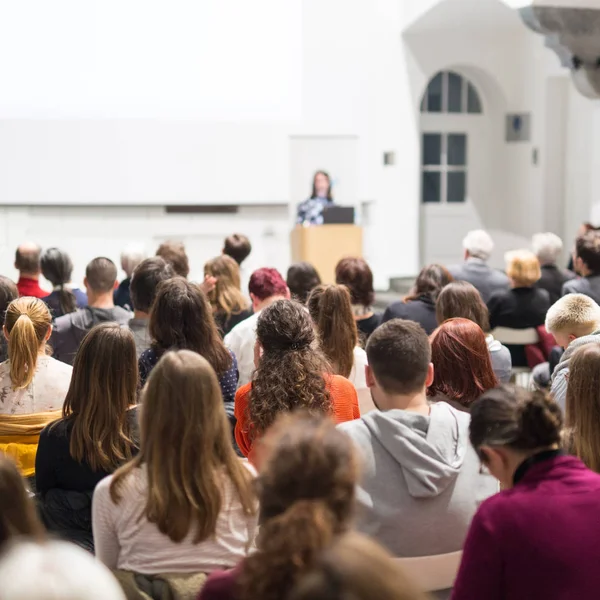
{"left": 563, "top": 344, "right": 600, "bottom": 472}
{"left": 339, "top": 320, "right": 497, "bottom": 563}
{"left": 563, "top": 229, "right": 600, "bottom": 303}
{"left": 156, "top": 240, "right": 190, "bottom": 278}
{"left": 288, "top": 533, "right": 426, "bottom": 600}
{"left": 14, "top": 242, "right": 48, "bottom": 299}
{"left": 223, "top": 234, "right": 252, "bottom": 267}
{"left": 335, "top": 257, "right": 381, "bottom": 342}
{"left": 199, "top": 412, "right": 357, "bottom": 600}
{"left": 234, "top": 300, "right": 359, "bottom": 463}
{"left": 487, "top": 249, "right": 550, "bottom": 367}
{"left": 429, "top": 318, "right": 499, "bottom": 411}
{"left": 448, "top": 230, "right": 509, "bottom": 302}
{"left": 307, "top": 284, "right": 372, "bottom": 414}
{"left": 36, "top": 324, "right": 139, "bottom": 551}
{"left": 436, "top": 281, "right": 512, "bottom": 383}
{"left": 224, "top": 268, "right": 289, "bottom": 387}
{"left": 382, "top": 264, "right": 453, "bottom": 334}
{"left": 128, "top": 257, "right": 175, "bottom": 358}
{"left": 93, "top": 350, "right": 257, "bottom": 574}
{"left": 453, "top": 386, "right": 600, "bottom": 600}
{"left": 532, "top": 232, "right": 575, "bottom": 304}
{"left": 51, "top": 257, "right": 131, "bottom": 365}
{"left": 544, "top": 293, "right": 600, "bottom": 410}
{"left": 205, "top": 255, "right": 252, "bottom": 336}
{"left": 287, "top": 262, "right": 321, "bottom": 304}
{"left": 0, "top": 276, "right": 18, "bottom": 362}
{"left": 114, "top": 243, "right": 146, "bottom": 310}
{"left": 41, "top": 248, "right": 88, "bottom": 319}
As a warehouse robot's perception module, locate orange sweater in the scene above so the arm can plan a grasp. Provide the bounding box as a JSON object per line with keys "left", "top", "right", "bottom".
{"left": 234, "top": 373, "right": 360, "bottom": 462}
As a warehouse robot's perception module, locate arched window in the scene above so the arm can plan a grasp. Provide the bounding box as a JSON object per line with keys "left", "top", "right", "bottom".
{"left": 420, "top": 71, "right": 482, "bottom": 114}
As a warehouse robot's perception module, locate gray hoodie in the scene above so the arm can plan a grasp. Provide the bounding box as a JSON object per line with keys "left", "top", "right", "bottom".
{"left": 338, "top": 402, "right": 497, "bottom": 558}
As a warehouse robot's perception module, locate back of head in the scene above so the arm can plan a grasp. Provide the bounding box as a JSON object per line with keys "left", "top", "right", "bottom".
{"left": 545, "top": 293, "right": 600, "bottom": 338}
{"left": 204, "top": 254, "right": 249, "bottom": 316}
{"left": 429, "top": 318, "right": 498, "bottom": 407}
{"left": 470, "top": 385, "right": 562, "bottom": 460}
{"left": 334, "top": 257, "right": 375, "bottom": 308}
{"left": 307, "top": 284, "right": 357, "bottom": 378}
{"left": 85, "top": 257, "right": 118, "bottom": 294}
{"left": 532, "top": 232, "right": 563, "bottom": 266}
{"left": 463, "top": 230, "right": 494, "bottom": 261}
{"left": 288, "top": 532, "right": 427, "bottom": 600}
{"left": 0, "top": 540, "right": 125, "bottom": 600}
{"left": 63, "top": 323, "right": 138, "bottom": 472}
{"left": 120, "top": 243, "right": 147, "bottom": 278}
{"left": 366, "top": 319, "right": 431, "bottom": 395}
{"left": 129, "top": 257, "right": 175, "bottom": 313}
{"left": 407, "top": 264, "right": 453, "bottom": 303}
{"left": 248, "top": 267, "right": 288, "bottom": 301}
{"left": 111, "top": 350, "right": 255, "bottom": 543}
{"left": 15, "top": 242, "right": 42, "bottom": 276}
{"left": 287, "top": 262, "right": 321, "bottom": 304}
{"left": 223, "top": 233, "right": 252, "bottom": 266}
{"left": 155, "top": 241, "right": 190, "bottom": 278}
{"left": 240, "top": 412, "right": 357, "bottom": 600}
{"left": 0, "top": 277, "right": 18, "bottom": 322}
{"left": 576, "top": 230, "right": 600, "bottom": 274}
{"left": 5, "top": 298, "right": 52, "bottom": 390}
{"left": 40, "top": 248, "right": 77, "bottom": 315}
{"left": 505, "top": 249, "right": 541, "bottom": 287}
{"left": 149, "top": 277, "right": 231, "bottom": 374}
{"left": 436, "top": 281, "right": 490, "bottom": 332}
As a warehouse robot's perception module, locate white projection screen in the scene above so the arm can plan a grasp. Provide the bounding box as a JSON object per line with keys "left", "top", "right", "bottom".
{"left": 0, "top": 0, "right": 303, "bottom": 205}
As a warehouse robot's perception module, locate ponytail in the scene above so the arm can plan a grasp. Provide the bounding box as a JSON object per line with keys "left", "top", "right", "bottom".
{"left": 57, "top": 284, "right": 77, "bottom": 315}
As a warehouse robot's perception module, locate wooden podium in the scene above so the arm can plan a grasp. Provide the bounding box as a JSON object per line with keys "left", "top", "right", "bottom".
{"left": 290, "top": 225, "right": 363, "bottom": 284}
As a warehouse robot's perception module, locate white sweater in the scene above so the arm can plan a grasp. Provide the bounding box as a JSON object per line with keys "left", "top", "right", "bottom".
{"left": 349, "top": 346, "right": 375, "bottom": 414}
{"left": 92, "top": 464, "right": 258, "bottom": 574}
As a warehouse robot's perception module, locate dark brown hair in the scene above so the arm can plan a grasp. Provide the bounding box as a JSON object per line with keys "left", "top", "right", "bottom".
{"left": 436, "top": 281, "right": 490, "bottom": 332}
{"left": 41, "top": 248, "right": 77, "bottom": 315}
{"left": 287, "top": 262, "right": 322, "bottom": 304}
{"left": 307, "top": 285, "right": 357, "bottom": 378}
{"left": 429, "top": 318, "right": 498, "bottom": 409}
{"left": 223, "top": 234, "right": 252, "bottom": 266}
{"left": 405, "top": 264, "right": 453, "bottom": 303}
{"left": 0, "top": 276, "right": 18, "bottom": 320}
{"left": 85, "top": 257, "right": 117, "bottom": 293}
{"left": 129, "top": 257, "right": 175, "bottom": 313}
{"left": 366, "top": 319, "right": 431, "bottom": 395}
{"left": 470, "top": 385, "right": 562, "bottom": 462}
{"left": 14, "top": 244, "right": 41, "bottom": 274}
{"left": 156, "top": 241, "right": 190, "bottom": 278}
{"left": 311, "top": 170, "right": 332, "bottom": 201}
{"left": 239, "top": 412, "right": 357, "bottom": 600}
{"left": 335, "top": 258, "right": 375, "bottom": 307}
{"left": 249, "top": 300, "right": 332, "bottom": 438}
{"left": 575, "top": 230, "right": 600, "bottom": 275}
{"left": 62, "top": 323, "right": 138, "bottom": 472}
{"left": 149, "top": 277, "right": 232, "bottom": 376}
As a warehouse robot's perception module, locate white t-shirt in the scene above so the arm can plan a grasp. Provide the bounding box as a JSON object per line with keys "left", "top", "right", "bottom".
{"left": 224, "top": 311, "right": 261, "bottom": 388}
{"left": 0, "top": 355, "right": 72, "bottom": 415}
{"left": 348, "top": 346, "right": 375, "bottom": 415}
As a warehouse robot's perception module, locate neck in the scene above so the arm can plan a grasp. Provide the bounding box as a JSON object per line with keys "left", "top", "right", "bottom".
{"left": 134, "top": 310, "right": 150, "bottom": 320}
{"left": 254, "top": 294, "right": 285, "bottom": 313}
{"left": 375, "top": 389, "right": 429, "bottom": 415}
{"left": 87, "top": 291, "right": 115, "bottom": 309}
{"left": 20, "top": 272, "right": 39, "bottom": 281}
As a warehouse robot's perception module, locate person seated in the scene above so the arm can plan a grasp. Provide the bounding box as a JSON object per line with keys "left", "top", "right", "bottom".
{"left": 428, "top": 318, "right": 498, "bottom": 412}
{"left": 487, "top": 249, "right": 551, "bottom": 367}
{"left": 307, "top": 284, "right": 372, "bottom": 414}
{"left": 204, "top": 255, "right": 253, "bottom": 337}
{"left": 543, "top": 293, "right": 600, "bottom": 410}
{"left": 234, "top": 300, "right": 360, "bottom": 463}
{"left": 128, "top": 257, "right": 175, "bottom": 358}
{"left": 156, "top": 240, "right": 190, "bottom": 278}
{"left": 452, "top": 386, "right": 600, "bottom": 600}
{"left": 224, "top": 268, "right": 289, "bottom": 387}
{"left": 114, "top": 244, "right": 146, "bottom": 310}
{"left": 448, "top": 230, "right": 509, "bottom": 302}
{"left": 41, "top": 248, "right": 88, "bottom": 319}
{"left": 287, "top": 262, "right": 321, "bottom": 304}
{"left": 0, "top": 277, "right": 18, "bottom": 363}
{"left": 335, "top": 257, "right": 382, "bottom": 343}
{"left": 51, "top": 257, "right": 132, "bottom": 365}
{"left": 36, "top": 324, "right": 140, "bottom": 552}
{"left": 14, "top": 242, "right": 49, "bottom": 299}
{"left": 339, "top": 320, "right": 497, "bottom": 565}
{"left": 563, "top": 229, "right": 600, "bottom": 304}
{"left": 382, "top": 264, "right": 453, "bottom": 335}
{"left": 436, "top": 281, "right": 512, "bottom": 383}
{"left": 138, "top": 277, "right": 238, "bottom": 423}
{"left": 296, "top": 170, "right": 335, "bottom": 226}
{"left": 532, "top": 233, "right": 575, "bottom": 305}
{"left": 93, "top": 350, "right": 257, "bottom": 575}
{"left": 199, "top": 413, "right": 358, "bottom": 600}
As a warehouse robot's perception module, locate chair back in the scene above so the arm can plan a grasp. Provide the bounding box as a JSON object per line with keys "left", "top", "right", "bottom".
{"left": 491, "top": 327, "right": 539, "bottom": 346}
{"left": 395, "top": 550, "right": 462, "bottom": 592}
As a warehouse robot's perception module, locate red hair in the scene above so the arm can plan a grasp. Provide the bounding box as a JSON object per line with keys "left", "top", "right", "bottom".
{"left": 428, "top": 318, "right": 498, "bottom": 409}
{"left": 249, "top": 268, "right": 288, "bottom": 301}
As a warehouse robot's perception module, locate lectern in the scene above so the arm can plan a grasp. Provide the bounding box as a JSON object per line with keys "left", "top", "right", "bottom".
{"left": 290, "top": 225, "right": 363, "bottom": 284}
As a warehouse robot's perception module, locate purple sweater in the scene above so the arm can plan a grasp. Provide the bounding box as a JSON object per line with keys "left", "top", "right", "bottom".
{"left": 452, "top": 454, "right": 600, "bottom": 600}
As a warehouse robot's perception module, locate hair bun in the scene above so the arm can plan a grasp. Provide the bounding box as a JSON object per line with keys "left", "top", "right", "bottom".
{"left": 518, "top": 391, "right": 562, "bottom": 449}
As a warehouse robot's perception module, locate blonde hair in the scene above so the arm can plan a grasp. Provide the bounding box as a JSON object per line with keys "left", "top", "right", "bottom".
{"left": 545, "top": 293, "right": 600, "bottom": 337}
{"left": 204, "top": 255, "right": 250, "bottom": 317}
{"left": 505, "top": 249, "right": 541, "bottom": 287}
{"left": 4, "top": 298, "right": 52, "bottom": 390}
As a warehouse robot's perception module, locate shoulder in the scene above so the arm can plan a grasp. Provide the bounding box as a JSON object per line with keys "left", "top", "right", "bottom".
{"left": 40, "top": 418, "right": 69, "bottom": 441}
{"left": 487, "top": 289, "right": 509, "bottom": 303}
{"left": 563, "top": 278, "right": 580, "bottom": 292}
{"left": 93, "top": 474, "right": 115, "bottom": 502}
{"left": 384, "top": 300, "right": 408, "bottom": 317}
{"left": 225, "top": 314, "right": 256, "bottom": 345}
{"left": 337, "top": 415, "right": 368, "bottom": 436}
{"left": 353, "top": 346, "right": 367, "bottom": 365}
{"left": 327, "top": 373, "right": 357, "bottom": 395}
{"left": 236, "top": 383, "right": 252, "bottom": 401}
{"left": 53, "top": 312, "right": 75, "bottom": 332}
{"left": 45, "top": 356, "right": 73, "bottom": 376}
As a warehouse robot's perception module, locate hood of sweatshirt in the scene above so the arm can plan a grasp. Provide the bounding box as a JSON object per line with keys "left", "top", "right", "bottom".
{"left": 361, "top": 402, "right": 469, "bottom": 499}
{"left": 552, "top": 329, "right": 600, "bottom": 380}
{"left": 67, "top": 306, "right": 131, "bottom": 333}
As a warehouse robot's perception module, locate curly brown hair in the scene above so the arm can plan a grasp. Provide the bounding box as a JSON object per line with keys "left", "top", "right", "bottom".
{"left": 239, "top": 412, "right": 358, "bottom": 600}
{"left": 248, "top": 300, "right": 332, "bottom": 438}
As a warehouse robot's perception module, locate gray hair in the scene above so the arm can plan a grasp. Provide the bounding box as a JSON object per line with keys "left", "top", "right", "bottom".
{"left": 463, "top": 230, "right": 494, "bottom": 261}
{"left": 532, "top": 232, "right": 563, "bottom": 265}
{"left": 120, "top": 243, "right": 147, "bottom": 277}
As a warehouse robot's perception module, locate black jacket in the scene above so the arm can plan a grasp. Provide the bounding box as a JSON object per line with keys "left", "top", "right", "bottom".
{"left": 536, "top": 265, "right": 575, "bottom": 305}
{"left": 381, "top": 296, "right": 438, "bottom": 335}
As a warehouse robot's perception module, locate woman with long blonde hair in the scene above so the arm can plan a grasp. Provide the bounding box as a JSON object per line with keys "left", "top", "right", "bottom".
{"left": 93, "top": 350, "right": 257, "bottom": 574}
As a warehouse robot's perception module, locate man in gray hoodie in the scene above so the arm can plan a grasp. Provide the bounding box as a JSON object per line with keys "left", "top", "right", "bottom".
{"left": 51, "top": 257, "right": 132, "bottom": 365}
{"left": 338, "top": 319, "right": 497, "bottom": 559}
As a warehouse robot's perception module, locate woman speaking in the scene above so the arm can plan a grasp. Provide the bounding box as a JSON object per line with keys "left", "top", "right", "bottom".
{"left": 296, "top": 171, "right": 334, "bottom": 226}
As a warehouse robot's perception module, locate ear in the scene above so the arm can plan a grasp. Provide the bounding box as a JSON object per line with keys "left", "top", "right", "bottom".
{"left": 83, "top": 277, "right": 89, "bottom": 291}
{"left": 44, "top": 325, "right": 52, "bottom": 342}
{"left": 113, "top": 280, "right": 119, "bottom": 290}
{"left": 284, "top": 286, "right": 291, "bottom": 300}
{"left": 568, "top": 334, "right": 577, "bottom": 344}
{"left": 365, "top": 364, "right": 376, "bottom": 388}
{"left": 253, "top": 339, "right": 263, "bottom": 369}
{"left": 425, "top": 363, "right": 435, "bottom": 388}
